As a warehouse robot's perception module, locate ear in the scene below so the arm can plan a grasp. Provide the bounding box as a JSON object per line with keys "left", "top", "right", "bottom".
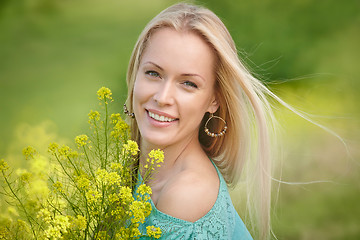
{"left": 207, "top": 96, "right": 219, "bottom": 114}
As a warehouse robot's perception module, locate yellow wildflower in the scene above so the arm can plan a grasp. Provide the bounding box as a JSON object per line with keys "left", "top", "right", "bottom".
{"left": 108, "top": 193, "right": 119, "bottom": 203}
{"left": 57, "top": 199, "right": 67, "bottom": 210}
{"left": 95, "top": 231, "right": 108, "bottom": 240}
{"left": 110, "top": 113, "right": 121, "bottom": 124}
{"left": 148, "top": 149, "right": 164, "bottom": 164}
{"left": 137, "top": 184, "right": 152, "bottom": 196}
{"left": 68, "top": 150, "right": 79, "bottom": 158}
{"left": 37, "top": 208, "right": 51, "bottom": 223}
{"left": 131, "top": 227, "right": 141, "bottom": 238}
{"left": 58, "top": 145, "right": 71, "bottom": 158}
{"left": 115, "top": 224, "right": 142, "bottom": 239}
{"left": 48, "top": 142, "right": 59, "bottom": 155}
{"left": 95, "top": 169, "right": 121, "bottom": 186}
{"left": 70, "top": 215, "right": 87, "bottom": 231}
{"left": 17, "top": 220, "right": 30, "bottom": 236}
{"left": 123, "top": 140, "right": 139, "bottom": 156}
{"left": 22, "top": 146, "right": 37, "bottom": 160}
{"left": 53, "top": 181, "right": 64, "bottom": 194}
{"left": 97, "top": 87, "right": 113, "bottom": 102}
{"left": 107, "top": 172, "right": 121, "bottom": 186}
{"left": 0, "top": 159, "right": 9, "bottom": 171}
{"left": 16, "top": 169, "right": 32, "bottom": 183}
{"left": 0, "top": 228, "right": 8, "bottom": 239}
{"left": 86, "top": 189, "right": 101, "bottom": 204}
{"left": 129, "top": 201, "right": 147, "bottom": 223}
{"left": 119, "top": 186, "right": 133, "bottom": 204}
{"left": 146, "top": 149, "right": 164, "bottom": 170}
{"left": 144, "top": 202, "right": 152, "bottom": 217}
{"left": 146, "top": 226, "right": 162, "bottom": 239}
{"left": 44, "top": 215, "right": 70, "bottom": 239}
{"left": 88, "top": 110, "right": 100, "bottom": 122}
{"left": 75, "top": 134, "right": 89, "bottom": 148}
{"left": 110, "top": 207, "right": 123, "bottom": 220}
{"left": 95, "top": 168, "right": 108, "bottom": 184}
{"left": 116, "top": 227, "right": 131, "bottom": 239}
{"left": 111, "top": 120, "right": 130, "bottom": 139}
{"left": 76, "top": 174, "right": 90, "bottom": 190}
{"left": 45, "top": 226, "right": 61, "bottom": 239}
{"left": 110, "top": 163, "right": 123, "bottom": 171}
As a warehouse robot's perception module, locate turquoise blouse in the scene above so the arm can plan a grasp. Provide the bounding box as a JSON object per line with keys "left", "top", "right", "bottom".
{"left": 135, "top": 161, "right": 253, "bottom": 240}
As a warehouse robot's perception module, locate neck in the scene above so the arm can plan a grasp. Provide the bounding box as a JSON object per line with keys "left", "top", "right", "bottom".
{"left": 139, "top": 132, "right": 201, "bottom": 181}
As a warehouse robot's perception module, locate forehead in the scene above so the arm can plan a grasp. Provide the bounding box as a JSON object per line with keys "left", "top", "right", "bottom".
{"left": 140, "top": 28, "right": 216, "bottom": 79}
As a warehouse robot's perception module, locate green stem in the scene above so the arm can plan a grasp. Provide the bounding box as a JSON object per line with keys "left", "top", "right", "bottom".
{"left": 93, "top": 119, "right": 103, "bottom": 168}
{"left": 1, "top": 170, "right": 37, "bottom": 240}
{"left": 54, "top": 154, "right": 76, "bottom": 184}
{"left": 48, "top": 177, "right": 83, "bottom": 216}
{"left": 54, "top": 154, "right": 91, "bottom": 224}
{"left": 83, "top": 189, "right": 91, "bottom": 240}
{"left": 67, "top": 156, "right": 81, "bottom": 176}
{"left": 83, "top": 146, "right": 97, "bottom": 185}
{"left": 104, "top": 98, "right": 109, "bottom": 168}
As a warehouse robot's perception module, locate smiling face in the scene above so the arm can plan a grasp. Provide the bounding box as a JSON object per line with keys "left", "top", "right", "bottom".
{"left": 132, "top": 28, "right": 219, "bottom": 150}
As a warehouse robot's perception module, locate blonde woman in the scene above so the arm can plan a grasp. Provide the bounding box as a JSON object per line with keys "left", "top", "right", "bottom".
{"left": 125, "top": 3, "right": 275, "bottom": 239}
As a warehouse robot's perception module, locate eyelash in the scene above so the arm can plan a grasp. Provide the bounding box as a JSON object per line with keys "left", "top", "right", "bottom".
{"left": 183, "top": 81, "right": 198, "bottom": 89}
{"left": 145, "top": 70, "right": 160, "bottom": 78}
{"left": 145, "top": 70, "right": 198, "bottom": 89}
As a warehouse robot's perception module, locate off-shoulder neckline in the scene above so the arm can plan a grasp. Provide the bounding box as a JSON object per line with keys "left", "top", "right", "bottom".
{"left": 137, "top": 159, "right": 225, "bottom": 224}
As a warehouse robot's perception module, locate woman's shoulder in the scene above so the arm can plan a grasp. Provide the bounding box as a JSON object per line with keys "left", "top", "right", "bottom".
{"left": 155, "top": 165, "right": 219, "bottom": 222}
{"left": 141, "top": 161, "right": 254, "bottom": 239}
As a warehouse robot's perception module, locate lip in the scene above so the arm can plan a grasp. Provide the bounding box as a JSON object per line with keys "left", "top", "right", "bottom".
{"left": 146, "top": 109, "right": 178, "bottom": 120}
{"left": 146, "top": 109, "right": 178, "bottom": 127}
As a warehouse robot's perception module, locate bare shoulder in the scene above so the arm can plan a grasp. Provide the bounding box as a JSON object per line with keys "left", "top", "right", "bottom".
{"left": 155, "top": 167, "right": 219, "bottom": 222}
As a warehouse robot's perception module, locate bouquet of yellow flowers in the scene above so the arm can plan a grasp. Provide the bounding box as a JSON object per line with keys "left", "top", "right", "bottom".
{"left": 0, "top": 87, "right": 162, "bottom": 239}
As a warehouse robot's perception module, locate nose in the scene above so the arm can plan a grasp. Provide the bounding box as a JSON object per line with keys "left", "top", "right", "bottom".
{"left": 153, "top": 80, "right": 175, "bottom": 106}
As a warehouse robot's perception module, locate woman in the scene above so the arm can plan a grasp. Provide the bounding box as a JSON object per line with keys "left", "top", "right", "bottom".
{"left": 125, "top": 3, "right": 275, "bottom": 239}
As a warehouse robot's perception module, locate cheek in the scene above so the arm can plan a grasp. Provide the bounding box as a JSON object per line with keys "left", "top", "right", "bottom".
{"left": 182, "top": 96, "right": 212, "bottom": 118}
{"left": 133, "top": 78, "right": 147, "bottom": 104}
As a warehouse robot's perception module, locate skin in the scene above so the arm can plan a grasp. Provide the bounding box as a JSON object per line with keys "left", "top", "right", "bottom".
{"left": 133, "top": 28, "right": 220, "bottom": 222}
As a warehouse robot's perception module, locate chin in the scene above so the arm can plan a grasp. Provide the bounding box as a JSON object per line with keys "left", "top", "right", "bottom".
{"left": 140, "top": 132, "right": 171, "bottom": 149}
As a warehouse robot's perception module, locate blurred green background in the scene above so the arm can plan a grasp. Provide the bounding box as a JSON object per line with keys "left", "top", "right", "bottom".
{"left": 0, "top": 0, "right": 359, "bottom": 239}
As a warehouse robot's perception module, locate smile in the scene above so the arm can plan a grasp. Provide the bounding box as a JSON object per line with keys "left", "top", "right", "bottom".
{"left": 148, "top": 110, "right": 177, "bottom": 122}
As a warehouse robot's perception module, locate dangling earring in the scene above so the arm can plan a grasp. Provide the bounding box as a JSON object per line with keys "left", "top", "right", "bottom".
{"left": 123, "top": 104, "right": 135, "bottom": 118}
{"left": 204, "top": 113, "right": 227, "bottom": 137}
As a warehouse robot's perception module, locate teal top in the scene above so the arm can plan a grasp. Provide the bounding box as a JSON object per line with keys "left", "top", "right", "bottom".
{"left": 135, "top": 161, "right": 253, "bottom": 240}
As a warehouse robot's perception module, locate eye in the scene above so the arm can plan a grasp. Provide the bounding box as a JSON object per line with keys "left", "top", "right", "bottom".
{"left": 183, "top": 81, "right": 198, "bottom": 89}
{"left": 145, "top": 70, "right": 160, "bottom": 78}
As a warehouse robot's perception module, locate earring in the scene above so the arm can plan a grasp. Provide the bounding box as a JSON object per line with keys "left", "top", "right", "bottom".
{"left": 123, "top": 104, "right": 135, "bottom": 118}
{"left": 204, "top": 113, "right": 227, "bottom": 137}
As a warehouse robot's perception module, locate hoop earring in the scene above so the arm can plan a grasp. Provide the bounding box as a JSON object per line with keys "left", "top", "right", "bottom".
{"left": 204, "top": 113, "right": 227, "bottom": 137}
{"left": 123, "top": 104, "right": 135, "bottom": 118}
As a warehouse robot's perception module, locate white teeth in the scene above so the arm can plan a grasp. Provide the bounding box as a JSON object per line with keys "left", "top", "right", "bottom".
{"left": 148, "top": 111, "right": 176, "bottom": 122}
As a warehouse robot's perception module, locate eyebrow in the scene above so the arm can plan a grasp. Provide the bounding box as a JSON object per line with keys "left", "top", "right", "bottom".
{"left": 144, "top": 61, "right": 206, "bottom": 82}
{"left": 145, "top": 61, "right": 163, "bottom": 71}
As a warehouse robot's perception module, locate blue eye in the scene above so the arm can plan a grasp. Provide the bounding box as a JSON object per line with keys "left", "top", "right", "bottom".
{"left": 145, "top": 70, "right": 160, "bottom": 78}
{"left": 183, "top": 81, "right": 198, "bottom": 88}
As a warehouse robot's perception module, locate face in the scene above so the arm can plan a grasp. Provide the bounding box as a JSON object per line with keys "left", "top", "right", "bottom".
{"left": 133, "top": 28, "right": 218, "bottom": 149}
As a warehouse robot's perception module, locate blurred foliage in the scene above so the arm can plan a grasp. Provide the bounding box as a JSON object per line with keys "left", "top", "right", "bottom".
{"left": 205, "top": 0, "right": 360, "bottom": 82}
{"left": 0, "top": 0, "right": 359, "bottom": 239}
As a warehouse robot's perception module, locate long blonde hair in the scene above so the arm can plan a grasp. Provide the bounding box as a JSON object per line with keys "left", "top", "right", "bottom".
{"left": 126, "top": 3, "right": 277, "bottom": 239}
